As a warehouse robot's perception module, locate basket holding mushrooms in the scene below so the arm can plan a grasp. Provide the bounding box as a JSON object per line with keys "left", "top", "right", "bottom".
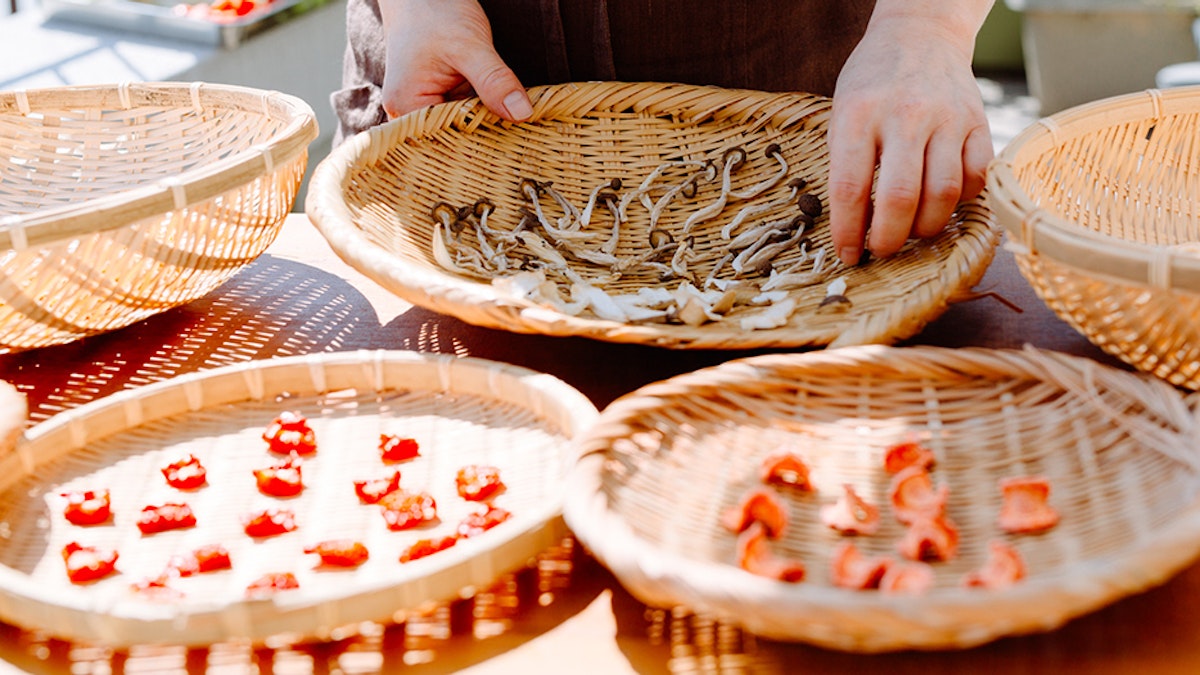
{"left": 430, "top": 143, "right": 849, "bottom": 330}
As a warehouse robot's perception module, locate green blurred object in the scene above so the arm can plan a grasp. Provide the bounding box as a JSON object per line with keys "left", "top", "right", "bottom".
{"left": 974, "top": 2, "right": 1026, "bottom": 72}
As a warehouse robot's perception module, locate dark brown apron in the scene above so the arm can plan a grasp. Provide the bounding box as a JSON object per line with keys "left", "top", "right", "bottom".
{"left": 333, "top": 0, "right": 876, "bottom": 145}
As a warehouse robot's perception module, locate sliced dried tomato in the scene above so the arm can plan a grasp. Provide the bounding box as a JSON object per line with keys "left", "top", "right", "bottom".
{"left": 61, "top": 489, "right": 112, "bottom": 526}
{"left": 354, "top": 470, "right": 402, "bottom": 504}
{"left": 819, "top": 484, "right": 880, "bottom": 536}
{"left": 169, "top": 543, "right": 233, "bottom": 577}
{"left": 254, "top": 456, "right": 304, "bottom": 497}
{"left": 720, "top": 488, "right": 788, "bottom": 538}
{"left": 455, "top": 465, "right": 505, "bottom": 501}
{"left": 889, "top": 466, "right": 950, "bottom": 525}
{"left": 883, "top": 440, "right": 936, "bottom": 474}
{"left": 379, "top": 434, "right": 420, "bottom": 462}
{"left": 735, "top": 522, "right": 805, "bottom": 582}
{"left": 997, "top": 475, "right": 1060, "bottom": 534}
{"left": 62, "top": 542, "right": 119, "bottom": 583}
{"left": 456, "top": 505, "right": 512, "bottom": 539}
{"left": 878, "top": 561, "right": 936, "bottom": 595}
{"left": 245, "top": 572, "right": 299, "bottom": 598}
{"left": 399, "top": 536, "right": 458, "bottom": 563}
{"left": 760, "top": 452, "right": 813, "bottom": 490}
{"left": 243, "top": 507, "right": 297, "bottom": 537}
{"left": 262, "top": 411, "right": 317, "bottom": 456}
{"left": 136, "top": 503, "right": 197, "bottom": 535}
{"left": 896, "top": 513, "right": 960, "bottom": 562}
{"left": 131, "top": 574, "right": 184, "bottom": 599}
{"left": 963, "top": 539, "right": 1026, "bottom": 589}
{"left": 161, "top": 454, "right": 207, "bottom": 490}
{"left": 379, "top": 490, "right": 438, "bottom": 531}
{"left": 305, "top": 539, "right": 370, "bottom": 567}
{"left": 829, "top": 541, "right": 892, "bottom": 590}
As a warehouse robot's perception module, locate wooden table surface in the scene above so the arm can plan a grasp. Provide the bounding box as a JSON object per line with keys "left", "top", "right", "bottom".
{"left": 0, "top": 213, "right": 1196, "bottom": 674}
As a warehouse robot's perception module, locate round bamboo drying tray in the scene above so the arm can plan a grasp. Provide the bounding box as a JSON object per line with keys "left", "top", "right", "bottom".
{"left": 306, "top": 81, "right": 999, "bottom": 350}
{"left": 988, "top": 85, "right": 1200, "bottom": 390}
{"left": 0, "top": 350, "right": 598, "bottom": 647}
{"left": 563, "top": 345, "right": 1200, "bottom": 652}
{"left": 0, "top": 81, "right": 318, "bottom": 353}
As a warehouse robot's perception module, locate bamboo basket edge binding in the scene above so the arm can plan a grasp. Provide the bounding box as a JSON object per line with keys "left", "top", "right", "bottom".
{"left": 563, "top": 344, "right": 1200, "bottom": 652}
{"left": 306, "top": 81, "right": 1001, "bottom": 350}
{"left": 0, "top": 350, "right": 600, "bottom": 648}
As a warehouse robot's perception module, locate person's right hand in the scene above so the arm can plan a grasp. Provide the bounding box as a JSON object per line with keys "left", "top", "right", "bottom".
{"left": 379, "top": 0, "right": 533, "bottom": 122}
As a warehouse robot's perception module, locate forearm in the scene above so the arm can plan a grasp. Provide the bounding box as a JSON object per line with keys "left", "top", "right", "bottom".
{"left": 867, "top": 0, "right": 995, "bottom": 60}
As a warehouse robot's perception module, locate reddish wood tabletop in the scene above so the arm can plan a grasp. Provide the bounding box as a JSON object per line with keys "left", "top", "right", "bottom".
{"left": 0, "top": 213, "right": 1195, "bottom": 674}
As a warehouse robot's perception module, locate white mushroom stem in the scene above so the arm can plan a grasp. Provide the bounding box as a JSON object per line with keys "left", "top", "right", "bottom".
{"left": 577, "top": 179, "right": 619, "bottom": 230}
{"left": 721, "top": 184, "right": 802, "bottom": 240}
{"left": 670, "top": 236, "right": 696, "bottom": 279}
{"left": 729, "top": 145, "right": 788, "bottom": 201}
{"left": 702, "top": 251, "right": 733, "bottom": 289}
{"left": 599, "top": 195, "right": 623, "bottom": 255}
{"left": 736, "top": 225, "right": 809, "bottom": 278}
{"left": 731, "top": 227, "right": 788, "bottom": 273}
{"left": 681, "top": 151, "right": 741, "bottom": 235}
{"left": 617, "top": 160, "right": 707, "bottom": 221}
{"left": 523, "top": 182, "right": 592, "bottom": 242}
{"left": 516, "top": 230, "right": 570, "bottom": 269}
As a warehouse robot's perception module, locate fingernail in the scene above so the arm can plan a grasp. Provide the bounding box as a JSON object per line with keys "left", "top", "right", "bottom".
{"left": 503, "top": 91, "right": 532, "bottom": 121}
{"left": 837, "top": 246, "right": 861, "bottom": 267}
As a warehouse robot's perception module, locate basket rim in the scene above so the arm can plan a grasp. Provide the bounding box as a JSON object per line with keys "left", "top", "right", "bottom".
{"left": 987, "top": 85, "right": 1200, "bottom": 292}
{"left": 306, "top": 80, "right": 1000, "bottom": 350}
{"left": 0, "top": 349, "right": 599, "bottom": 647}
{"left": 0, "top": 81, "right": 319, "bottom": 251}
{"left": 562, "top": 344, "right": 1200, "bottom": 651}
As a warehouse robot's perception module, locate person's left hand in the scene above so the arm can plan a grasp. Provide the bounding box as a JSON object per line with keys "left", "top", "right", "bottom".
{"left": 826, "top": 10, "right": 994, "bottom": 267}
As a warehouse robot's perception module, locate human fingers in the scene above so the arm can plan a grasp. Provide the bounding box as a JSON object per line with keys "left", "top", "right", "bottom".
{"left": 910, "top": 130, "right": 965, "bottom": 240}
{"left": 961, "top": 124, "right": 992, "bottom": 201}
{"left": 454, "top": 45, "right": 532, "bottom": 122}
{"left": 827, "top": 107, "right": 877, "bottom": 267}
{"left": 864, "top": 116, "right": 925, "bottom": 259}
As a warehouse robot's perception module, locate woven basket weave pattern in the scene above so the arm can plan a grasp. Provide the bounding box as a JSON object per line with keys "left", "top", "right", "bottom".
{"left": 0, "top": 83, "right": 318, "bottom": 352}
{"left": 308, "top": 81, "right": 999, "bottom": 350}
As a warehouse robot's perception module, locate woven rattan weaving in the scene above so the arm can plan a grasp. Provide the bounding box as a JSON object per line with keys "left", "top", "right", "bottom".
{"left": 0, "top": 82, "right": 318, "bottom": 352}
{"left": 989, "top": 85, "right": 1200, "bottom": 389}
{"left": 307, "top": 81, "right": 1000, "bottom": 350}
{"left": 563, "top": 345, "right": 1200, "bottom": 652}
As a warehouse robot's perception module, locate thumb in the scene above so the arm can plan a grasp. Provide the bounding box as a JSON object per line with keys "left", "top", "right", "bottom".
{"left": 457, "top": 48, "right": 532, "bottom": 122}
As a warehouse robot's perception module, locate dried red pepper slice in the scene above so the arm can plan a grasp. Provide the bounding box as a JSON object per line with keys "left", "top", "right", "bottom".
{"left": 455, "top": 505, "right": 512, "bottom": 539}
{"left": 262, "top": 411, "right": 317, "bottom": 456}
{"left": 169, "top": 543, "right": 233, "bottom": 577}
{"left": 254, "top": 456, "right": 304, "bottom": 497}
{"left": 399, "top": 536, "right": 457, "bottom": 563}
{"left": 245, "top": 572, "right": 299, "bottom": 598}
{"left": 379, "top": 434, "right": 420, "bottom": 462}
{"left": 62, "top": 542, "right": 119, "bottom": 583}
{"left": 136, "top": 503, "right": 197, "bottom": 534}
{"left": 305, "top": 539, "right": 370, "bottom": 567}
{"left": 161, "top": 454, "right": 207, "bottom": 490}
{"left": 353, "top": 470, "right": 402, "bottom": 504}
{"left": 243, "top": 507, "right": 297, "bottom": 537}
{"left": 61, "top": 489, "right": 112, "bottom": 526}
{"left": 379, "top": 489, "right": 438, "bottom": 531}
{"left": 455, "top": 465, "right": 505, "bottom": 502}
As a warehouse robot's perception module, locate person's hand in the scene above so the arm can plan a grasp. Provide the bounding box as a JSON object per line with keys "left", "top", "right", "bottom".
{"left": 378, "top": 0, "right": 533, "bottom": 122}
{"left": 827, "top": 6, "right": 994, "bottom": 267}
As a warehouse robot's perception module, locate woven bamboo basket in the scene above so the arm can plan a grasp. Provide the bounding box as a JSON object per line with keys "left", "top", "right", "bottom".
{"left": 306, "top": 81, "right": 1000, "bottom": 350}
{"left": 563, "top": 345, "right": 1200, "bottom": 652}
{"left": 0, "top": 350, "right": 598, "bottom": 647}
{"left": 988, "top": 85, "right": 1200, "bottom": 390}
{"left": 0, "top": 82, "right": 318, "bottom": 353}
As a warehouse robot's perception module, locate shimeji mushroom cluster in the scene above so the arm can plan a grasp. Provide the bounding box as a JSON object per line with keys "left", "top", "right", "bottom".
{"left": 429, "top": 143, "right": 850, "bottom": 329}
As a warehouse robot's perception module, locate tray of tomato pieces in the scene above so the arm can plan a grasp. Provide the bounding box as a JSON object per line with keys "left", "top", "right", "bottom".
{"left": 0, "top": 350, "right": 597, "bottom": 647}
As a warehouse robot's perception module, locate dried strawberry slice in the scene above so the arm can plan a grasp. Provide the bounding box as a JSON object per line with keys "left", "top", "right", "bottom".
{"left": 169, "top": 543, "right": 233, "bottom": 576}
{"left": 889, "top": 466, "right": 950, "bottom": 524}
{"left": 305, "top": 539, "right": 370, "bottom": 567}
{"left": 883, "top": 440, "right": 936, "bottom": 474}
{"left": 399, "top": 536, "right": 458, "bottom": 563}
{"left": 964, "top": 539, "right": 1027, "bottom": 589}
{"left": 243, "top": 507, "right": 297, "bottom": 537}
{"left": 878, "top": 561, "right": 936, "bottom": 595}
{"left": 829, "top": 541, "right": 892, "bottom": 590}
{"left": 136, "top": 503, "right": 197, "bottom": 534}
{"left": 720, "top": 488, "right": 788, "bottom": 538}
{"left": 354, "top": 470, "right": 402, "bottom": 504}
{"left": 896, "top": 513, "right": 960, "bottom": 562}
{"left": 62, "top": 542, "right": 119, "bottom": 583}
{"left": 735, "top": 522, "right": 805, "bottom": 582}
{"left": 455, "top": 465, "right": 505, "bottom": 501}
{"left": 161, "top": 454, "right": 207, "bottom": 490}
{"left": 759, "top": 452, "right": 813, "bottom": 490}
{"left": 997, "top": 475, "right": 1060, "bottom": 534}
{"left": 456, "top": 505, "right": 512, "bottom": 539}
{"left": 61, "top": 489, "right": 111, "bottom": 526}
{"left": 379, "top": 490, "right": 438, "bottom": 531}
{"left": 245, "top": 572, "right": 299, "bottom": 598}
{"left": 819, "top": 484, "right": 880, "bottom": 536}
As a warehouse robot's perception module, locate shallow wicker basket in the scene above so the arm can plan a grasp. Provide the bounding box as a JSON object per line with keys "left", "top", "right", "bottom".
{"left": 307, "top": 81, "right": 999, "bottom": 350}
{"left": 0, "top": 82, "right": 318, "bottom": 353}
{"left": 0, "top": 350, "right": 597, "bottom": 647}
{"left": 563, "top": 345, "right": 1200, "bottom": 652}
{"left": 988, "top": 85, "right": 1200, "bottom": 390}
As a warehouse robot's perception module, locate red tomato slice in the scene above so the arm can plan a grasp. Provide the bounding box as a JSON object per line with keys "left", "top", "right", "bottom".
{"left": 353, "top": 470, "right": 402, "bottom": 504}
{"left": 262, "top": 411, "right": 317, "bottom": 456}
{"left": 455, "top": 465, "right": 504, "bottom": 501}
{"left": 161, "top": 454, "right": 207, "bottom": 490}
{"left": 379, "top": 434, "right": 420, "bottom": 462}
{"left": 136, "top": 503, "right": 197, "bottom": 534}
{"left": 169, "top": 543, "right": 233, "bottom": 577}
{"left": 243, "top": 508, "right": 297, "bottom": 537}
{"left": 399, "top": 536, "right": 457, "bottom": 563}
{"left": 735, "top": 522, "right": 805, "bottom": 582}
{"left": 62, "top": 542, "right": 119, "bottom": 583}
{"left": 720, "top": 488, "right": 788, "bottom": 538}
{"left": 379, "top": 490, "right": 438, "bottom": 530}
{"left": 304, "top": 539, "right": 369, "bottom": 567}
{"left": 760, "top": 452, "right": 813, "bottom": 490}
{"left": 253, "top": 456, "right": 304, "bottom": 497}
{"left": 455, "top": 505, "right": 512, "bottom": 539}
{"left": 245, "top": 572, "right": 299, "bottom": 598}
{"left": 61, "top": 489, "right": 111, "bottom": 526}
